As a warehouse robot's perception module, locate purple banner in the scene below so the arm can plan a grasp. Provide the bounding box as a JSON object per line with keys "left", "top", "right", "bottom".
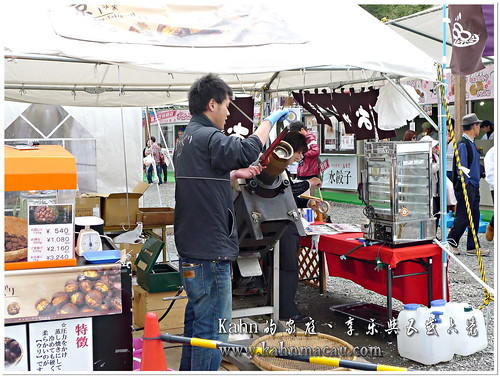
{"left": 482, "top": 4, "right": 494, "bottom": 57}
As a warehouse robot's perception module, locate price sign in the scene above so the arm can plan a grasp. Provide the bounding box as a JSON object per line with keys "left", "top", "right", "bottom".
{"left": 27, "top": 204, "right": 74, "bottom": 262}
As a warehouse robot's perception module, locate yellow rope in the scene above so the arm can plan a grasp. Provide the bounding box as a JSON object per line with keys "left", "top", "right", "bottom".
{"left": 435, "top": 63, "right": 493, "bottom": 309}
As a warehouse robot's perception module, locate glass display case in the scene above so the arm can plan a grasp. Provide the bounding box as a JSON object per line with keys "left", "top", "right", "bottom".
{"left": 362, "top": 141, "right": 435, "bottom": 245}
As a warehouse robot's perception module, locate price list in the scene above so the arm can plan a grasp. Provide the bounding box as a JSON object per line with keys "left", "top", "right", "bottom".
{"left": 28, "top": 204, "right": 74, "bottom": 262}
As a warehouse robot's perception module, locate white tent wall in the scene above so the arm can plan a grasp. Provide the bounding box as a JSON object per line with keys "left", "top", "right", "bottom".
{"left": 4, "top": 102, "right": 143, "bottom": 194}
{"left": 67, "top": 106, "right": 143, "bottom": 193}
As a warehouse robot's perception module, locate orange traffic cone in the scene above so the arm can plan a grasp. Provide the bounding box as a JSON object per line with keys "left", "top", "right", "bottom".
{"left": 140, "top": 311, "right": 168, "bottom": 371}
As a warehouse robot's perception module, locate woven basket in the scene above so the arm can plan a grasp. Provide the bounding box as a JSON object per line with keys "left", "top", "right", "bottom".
{"left": 4, "top": 216, "right": 28, "bottom": 262}
{"left": 251, "top": 331, "right": 357, "bottom": 371}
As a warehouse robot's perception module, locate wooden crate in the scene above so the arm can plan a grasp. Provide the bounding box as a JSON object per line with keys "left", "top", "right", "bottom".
{"left": 133, "top": 284, "right": 187, "bottom": 333}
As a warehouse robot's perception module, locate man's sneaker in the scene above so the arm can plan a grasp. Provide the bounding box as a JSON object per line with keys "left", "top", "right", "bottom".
{"left": 466, "top": 248, "right": 490, "bottom": 256}
{"left": 485, "top": 224, "right": 494, "bottom": 242}
{"left": 448, "top": 244, "right": 460, "bottom": 255}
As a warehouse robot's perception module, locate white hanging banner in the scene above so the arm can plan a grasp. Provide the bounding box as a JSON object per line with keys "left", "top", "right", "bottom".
{"left": 29, "top": 317, "right": 93, "bottom": 372}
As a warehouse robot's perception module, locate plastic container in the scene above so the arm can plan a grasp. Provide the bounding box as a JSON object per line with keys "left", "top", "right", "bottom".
{"left": 428, "top": 300, "right": 488, "bottom": 357}
{"left": 454, "top": 306, "right": 488, "bottom": 356}
{"left": 397, "top": 303, "right": 428, "bottom": 363}
{"left": 398, "top": 301, "right": 456, "bottom": 365}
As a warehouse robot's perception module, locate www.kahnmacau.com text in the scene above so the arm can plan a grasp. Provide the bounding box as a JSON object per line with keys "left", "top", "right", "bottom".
{"left": 220, "top": 341, "right": 383, "bottom": 358}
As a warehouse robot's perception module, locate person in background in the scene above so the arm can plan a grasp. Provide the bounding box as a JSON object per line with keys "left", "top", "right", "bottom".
{"left": 158, "top": 142, "right": 169, "bottom": 184}
{"left": 446, "top": 124, "right": 455, "bottom": 182}
{"left": 143, "top": 139, "right": 151, "bottom": 176}
{"left": 480, "top": 120, "right": 494, "bottom": 140}
{"left": 173, "top": 73, "right": 289, "bottom": 371}
{"left": 447, "top": 113, "right": 489, "bottom": 256}
{"left": 150, "top": 136, "right": 163, "bottom": 185}
{"left": 484, "top": 147, "right": 495, "bottom": 242}
{"left": 267, "top": 131, "right": 321, "bottom": 323}
{"left": 288, "top": 160, "right": 299, "bottom": 179}
{"left": 289, "top": 121, "right": 320, "bottom": 194}
{"left": 144, "top": 139, "right": 156, "bottom": 184}
{"left": 176, "top": 128, "right": 185, "bottom": 145}
{"left": 417, "top": 121, "right": 438, "bottom": 141}
{"left": 420, "top": 136, "right": 440, "bottom": 231}
{"left": 402, "top": 129, "right": 417, "bottom": 141}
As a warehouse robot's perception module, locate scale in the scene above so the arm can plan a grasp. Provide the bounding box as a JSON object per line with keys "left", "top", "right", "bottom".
{"left": 75, "top": 216, "right": 104, "bottom": 256}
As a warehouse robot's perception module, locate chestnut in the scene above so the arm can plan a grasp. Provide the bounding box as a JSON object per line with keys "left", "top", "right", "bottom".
{"left": 35, "top": 299, "right": 54, "bottom": 315}
{"left": 79, "top": 280, "right": 93, "bottom": 292}
{"left": 83, "top": 268, "right": 101, "bottom": 281}
{"left": 51, "top": 292, "right": 69, "bottom": 309}
{"left": 70, "top": 291, "right": 86, "bottom": 306}
{"left": 85, "top": 290, "right": 103, "bottom": 308}
{"left": 110, "top": 296, "right": 122, "bottom": 311}
{"left": 59, "top": 303, "right": 79, "bottom": 315}
{"left": 7, "top": 302, "right": 20, "bottom": 315}
{"left": 94, "top": 280, "right": 110, "bottom": 296}
{"left": 64, "top": 280, "right": 79, "bottom": 294}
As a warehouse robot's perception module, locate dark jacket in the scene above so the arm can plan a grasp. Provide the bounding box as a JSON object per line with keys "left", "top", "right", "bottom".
{"left": 173, "top": 114, "right": 262, "bottom": 261}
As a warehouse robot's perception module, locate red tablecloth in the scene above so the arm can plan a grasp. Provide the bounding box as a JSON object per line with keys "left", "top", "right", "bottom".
{"left": 301, "top": 232, "right": 449, "bottom": 305}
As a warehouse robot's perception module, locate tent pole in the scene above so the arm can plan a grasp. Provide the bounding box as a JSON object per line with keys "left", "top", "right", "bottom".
{"left": 439, "top": 5, "right": 449, "bottom": 300}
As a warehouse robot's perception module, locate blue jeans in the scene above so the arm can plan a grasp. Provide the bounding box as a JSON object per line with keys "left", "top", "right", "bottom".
{"left": 447, "top": 184, "right": 481, "bottom": 250}
{"left": 179, "top": 258, "right": 232, "bottom": 371}
{"left": 147, "top": 165, "right": 154, "bottom": 183}
{"left": 146, "top": 164, "right": 163, "bottom": 184}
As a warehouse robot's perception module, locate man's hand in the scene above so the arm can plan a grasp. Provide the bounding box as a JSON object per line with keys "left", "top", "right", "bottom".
{"left": 264, "top": 109, "right": 290, "bottom": 125}
{"left": 308, "top": 177, "right": 322, "bottom": 188}
{"left": 230, "top": 165, "right": 264, "bottom": 181}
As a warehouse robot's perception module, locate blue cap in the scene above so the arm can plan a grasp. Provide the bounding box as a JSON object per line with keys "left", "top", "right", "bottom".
{"left": 431, "top": 311, "right": 443, "bottom": 323}
{"left": 430, "top": 299, "right": 446, "bottom": 307}
{"left": 404, "top": 303, "right": 421, "bottom": 311}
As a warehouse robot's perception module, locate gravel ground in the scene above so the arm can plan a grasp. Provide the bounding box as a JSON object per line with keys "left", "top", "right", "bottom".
{"left": 141, "top": 181, "right": 496, "bottom": 372}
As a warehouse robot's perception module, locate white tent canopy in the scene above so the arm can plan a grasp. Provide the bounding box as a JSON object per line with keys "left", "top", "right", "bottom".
{"left": 5, "top": 1, "right": 438, "bottom": 107}
{"left": 385, "top": 5, "right": 494, "bottom": 65}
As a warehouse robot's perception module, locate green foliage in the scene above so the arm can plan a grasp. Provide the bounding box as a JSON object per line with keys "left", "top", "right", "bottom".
{"left": 360, "top": 4, "right": 435, "bottom": 21}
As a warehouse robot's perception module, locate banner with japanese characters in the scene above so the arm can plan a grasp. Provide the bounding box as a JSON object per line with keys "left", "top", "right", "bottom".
{"left": 29, "top": 317, "right": 93, "bottom": 372}
{"left": 320, "top": 155, "right": 358, "bottom": 191}
{"left": 225, "top": 96, "right": 255, "bottom": 139}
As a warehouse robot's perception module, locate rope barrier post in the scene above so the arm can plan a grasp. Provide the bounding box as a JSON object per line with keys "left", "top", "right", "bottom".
{"left": 435, "top": 64, "right": 494, "bottom": 310}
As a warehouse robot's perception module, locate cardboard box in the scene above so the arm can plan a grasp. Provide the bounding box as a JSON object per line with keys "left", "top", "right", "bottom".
{"left": 101, "top": 182, "right": 149, "bottom": 226}
{"left": 132, "top": 284, "right": 187, "bottom": 333}
{"left": 75, "top": 195, "right": 101, "bottom": 217}
{"left": 136, "top": 207, "right": 174, "bottom": 225}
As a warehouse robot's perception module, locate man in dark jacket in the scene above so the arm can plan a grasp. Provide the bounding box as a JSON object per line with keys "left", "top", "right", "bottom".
{"left": 173, "top": 73, "right": 289, "bottom": 371}
{"left": 447, "top": 113, "right": 489, "bottom": 256}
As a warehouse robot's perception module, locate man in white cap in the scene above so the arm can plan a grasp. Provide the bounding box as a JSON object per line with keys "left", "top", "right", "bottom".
{"left": 447, "top": 113, "right": 489, "bottom": 256}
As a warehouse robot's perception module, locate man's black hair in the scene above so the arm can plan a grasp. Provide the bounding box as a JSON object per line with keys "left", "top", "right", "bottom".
{"left": 481, "top": 120, "right": 494, "bottom": 129}
{"left": 151, "top": 136, "right": 156, "bottom": 142}
{"left": 288, "top": 121, "right": 306, "bottom": 133}
{"left": 188, "top": 73, "right": 233, "bottom": 116}
{"left": 283, "top": 131, "right": 308, "bottom": 154}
